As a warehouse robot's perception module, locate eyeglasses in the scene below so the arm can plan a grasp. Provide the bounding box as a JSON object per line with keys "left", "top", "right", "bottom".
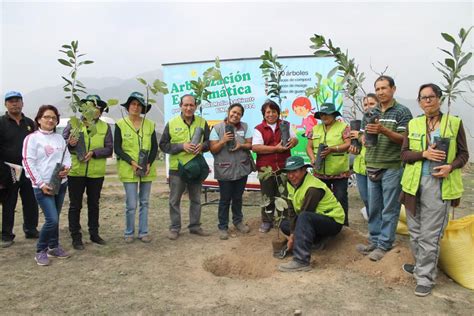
{"left": 42, "top": 115, "right": 58, "bottom": 122}
{"left": 419, "top": 95, "right": 438, "bottom": 102}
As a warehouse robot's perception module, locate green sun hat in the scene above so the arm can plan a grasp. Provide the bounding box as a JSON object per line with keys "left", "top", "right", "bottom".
{"left": 121, "top": 92, "right": 152, "bottom": 114}
{"left": 283, "top": 156, "right": 312, "bottom": 172}
{"left": 81, "top": 95, "right": 108, "bottom": 113}
{"left": 314, "top": 102, "right": 342, "bottom": 119}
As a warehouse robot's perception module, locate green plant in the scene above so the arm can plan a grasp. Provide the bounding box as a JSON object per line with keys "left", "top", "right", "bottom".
{"left": 260, "top": 47, "right": 286, "bottom": 106}
{"left": 136, "top": 77, "right": 169, "bottom": 118}
{"left": 258, "top": 166, "right": 288, "bottom": 237}
{"left": 305, "top": 70, "right": 344, "bottom": 111}
{"left": 309, "top": 34, "right": 366, "bottom": 120}
{"left": 58, "top": 40, "right": 118, "bottom": 137}
{"left": 203, "top": 57, "right": 233, "bottom": 106}
{"left": 433, "top": 26, "right": 474, "bottom": 136}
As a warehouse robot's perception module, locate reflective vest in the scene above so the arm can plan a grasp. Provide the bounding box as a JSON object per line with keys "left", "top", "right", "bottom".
{"left": 69, "top": 119, "right": 109, "bottom": 178}
{"left": 401, "top": 114, "right": 463, "bottom": 200}
{"left": 169, "top": 115, "right": 206, "bottom": 171}
{"left": 353, "top": 146, "right": 366, "bottom": 175}
{"left": 116, "top": 117, "right": 157, "bottom": 182}
{"left": 287, "top": 173, "right": 345, "bottom": 225}
{"left": 311, "top": 120, "right": 349, "bottom": 175}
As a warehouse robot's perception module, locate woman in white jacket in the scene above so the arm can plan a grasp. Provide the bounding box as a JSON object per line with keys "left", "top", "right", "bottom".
{"left": 23, "top": 105, "right": 71, "bottom": 266}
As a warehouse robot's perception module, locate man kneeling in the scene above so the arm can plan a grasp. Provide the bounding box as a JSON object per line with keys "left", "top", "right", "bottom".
{"left": 278, "top": 156, "right": 345, "bottom": 272}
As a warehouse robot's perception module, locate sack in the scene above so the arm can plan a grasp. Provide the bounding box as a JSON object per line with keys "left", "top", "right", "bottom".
{"left": 178, "top": 154, "right": 210, "bottom": 184}
{"left": 396, "top": 205, "right": 409, "bottom": 235}
{"left": 366, "top": 167, "right": 386, "bottom": 182}
{"left": 439, "top": 215, "right": 474, "bottom": 290}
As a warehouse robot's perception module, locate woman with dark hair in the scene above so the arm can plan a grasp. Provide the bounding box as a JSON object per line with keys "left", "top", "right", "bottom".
{"left": 114, "top": 92, "right": 158, "bottom": 244}
{"left": 307, "top": 102, "right": 351, "bottom": 226}
{"left": 349, "top": 93, "right": 378, "bottom": 220}
{"left": 252, "top": 100, "right": 298, "bottom": 233}
{"left": 210, "top": 103, "right": 253, "bottom": 240}
{"left": 400, "top": 83, "right": 469, "bottom": 297}
{"left": 22, "top": 105, "right": 71, "bottom": 266}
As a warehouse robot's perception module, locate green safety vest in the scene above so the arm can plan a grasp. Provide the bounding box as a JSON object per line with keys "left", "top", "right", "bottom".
{"left": 168, "top": 115, "right": 206, "bottom": 171}
{"left": 353, "top": 146, "right": 366, "bottom": 175}
{"left": 401, "top": 114, "right": 463, "bottom": 200}
{"left": 69, "top": 119, "right": 109, "bottom": 178}
{"left": 116, "top": 117, "right": 157, "bottom": 182}
{"left": 287, "top": 173, "right": 345, "bottom": 225}
{"left": 311, "top": 121, "right": 349, "bottom": 175}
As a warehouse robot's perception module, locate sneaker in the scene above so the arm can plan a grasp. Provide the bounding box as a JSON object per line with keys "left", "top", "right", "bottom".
{"left": 235, "top": 222, "right": 250, "bottom": 234}
{"left": 139, "top": 235, "right": 152, "bottom": 243}
{"left": 47, "top": 246, "right": 70, "bottom": 259}
{"left": 72, "top": 240, "right": 85, "bottom": 250}
{"left": 35, "top": 250, "right": 50, "bottom": 266}
{"left": 278, "top": 260, "right": 312, "bottom": 272}
{"left": 368, "top": 248, "right": 387, "bottom": 261}
{"left": 90, "top": 235, "right": 106, "bottom": 245}
{"left": 167, "top": 231, "right": 179, "bottom": 240}
{"left": 259, "top": 222, "right": 273, "bottom": 233}
{"left": 1, "top": 240, "right": 14, "bottom": 248}
{"left": 219, "top": 229, "right": 229, "bottom": 240}
{"left": 402, "top": 263, "right": 415, "bottom": 275}
{"left": 124, "top": 236, "right": 134, "bottom": 243}
{"left": 190, "top": 228, "right": 210, "bottom": 237}
{"left": 356, "top": 243, "right": 376, "bottom": 255}
{"left": 414, "top": 285, "right": 432, "bottom": 297}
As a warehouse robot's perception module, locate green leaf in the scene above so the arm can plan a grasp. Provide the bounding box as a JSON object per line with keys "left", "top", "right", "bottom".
{"left": 444, "top": 58, "right": 455, "bottom": 71}
{"left": 107, "top": 99, "right": 119, "bottom": 106}
{"left": 438, "top": 48, "right": 454, "bottom": 57}
{"left": 441, "top": 32, "right": 456, "bottom": 45}
{"left": 457, "top": 52, "right": 472, "bottom": 69}
{"left": 327, "top": 66, "right": 339, "bottom": 78}
{"left": 62, "top": 45, "right": 72, "bottom": 49}
{"left": 137, "top": 78, "right": 147, "bottom": 85}
{"left": 58, "top": 59, "right": 72, "bottom": 67}
{"left": 61, "top": 76, "right": 73, "bottom": 85}
{"left": 274, "top": 197, "right": 288, "bottom": 212}
{"left": 148, "top": 98, "right": 156, "bottom": 104}
{"left": 63, "top": 87, "right": 71, "bottom": 92}
{"left": 314, "top": 50, "right": 330, "bottom": 57}
{"left": 71, "top": 71, "right": 76, "bottom": 79}
{"left": 82, "top": 60, "right": 94, "bottom": 64}
{"left": 215, "top": 56, "right": 220, "bottom": 68}
{"left": 66, "top": 51, "right": 75, "bottom": 58}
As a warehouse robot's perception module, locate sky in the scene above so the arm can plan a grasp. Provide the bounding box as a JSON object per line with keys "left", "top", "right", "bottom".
{"left": 1, "top": 0, "right": 473, "bottom": 104}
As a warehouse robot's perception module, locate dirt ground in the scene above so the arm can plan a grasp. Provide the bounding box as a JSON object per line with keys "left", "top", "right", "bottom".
{"left": 1, "top": 162, "right": 473, "bottom": 314}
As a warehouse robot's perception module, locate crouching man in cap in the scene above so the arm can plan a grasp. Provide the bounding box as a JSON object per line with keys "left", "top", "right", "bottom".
{"left": 63, "top": 95, "right": 113, "bottom": 249}
{"left": 278, "top": 156, "right": 345, "bottom": 272}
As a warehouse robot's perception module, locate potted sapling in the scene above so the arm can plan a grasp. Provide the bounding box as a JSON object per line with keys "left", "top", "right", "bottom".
{"left": 431, "top": 26, "right": 473, "bottom": 173}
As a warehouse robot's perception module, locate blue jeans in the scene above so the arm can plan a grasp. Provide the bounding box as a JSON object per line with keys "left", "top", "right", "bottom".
{"left": 355, "top": 173, "right": 369, "bottom": 212}
{"left": 123, "top": 181, "right": 152, "bottom": 238}
{"left": 217, "top": 176, "right": 247, "bottom": 230}
{"left": 33, "top": 182, "right": 67, "bottom": 252}
{"left": 367, "top": 168, "right": 403, "bottom": 250}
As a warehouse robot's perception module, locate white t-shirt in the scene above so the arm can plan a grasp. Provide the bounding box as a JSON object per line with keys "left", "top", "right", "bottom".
{"left": 252, "top": 122, "right": 296, "bottom": 145}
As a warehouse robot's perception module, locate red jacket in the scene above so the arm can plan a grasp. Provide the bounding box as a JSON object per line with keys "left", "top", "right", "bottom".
{"left": 255, "top": 119, "right": 291, "bottom": 171}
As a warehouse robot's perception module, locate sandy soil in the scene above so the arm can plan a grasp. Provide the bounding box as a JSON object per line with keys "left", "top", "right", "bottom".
{"left": 1, "top": 163, "right": 473, "bottom": 314}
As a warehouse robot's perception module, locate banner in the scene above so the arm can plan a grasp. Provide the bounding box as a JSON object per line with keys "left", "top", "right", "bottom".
{"left": 162, "top": 55, "right": 342, "bottom": 189}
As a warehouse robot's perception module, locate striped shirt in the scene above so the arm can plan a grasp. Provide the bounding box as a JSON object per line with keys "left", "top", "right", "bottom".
{"left": 361, "top": 99, "right": 413, "bottom": 169}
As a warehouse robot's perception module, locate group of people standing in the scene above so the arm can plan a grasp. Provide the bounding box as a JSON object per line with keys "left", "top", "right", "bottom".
{"left": 0, "top": 74, "right": 468, "bottom": 297}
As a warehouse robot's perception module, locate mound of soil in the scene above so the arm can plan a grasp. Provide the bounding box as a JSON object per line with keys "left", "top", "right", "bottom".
{"left": 203, "top": 218, "right": 417, "bottom": 286}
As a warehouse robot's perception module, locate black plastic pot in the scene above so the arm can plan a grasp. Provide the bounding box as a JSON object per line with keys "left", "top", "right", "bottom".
{"left": 49, "top": 163, "right": 64, "bottom": 195}
{"left": 350, "top": 119, "right": 362, "bottom": 150}
{"left": 430, "top": 136, "right": 450, "bottom": 174}
{"left": 191, "top": 127, "right": 203, "bottom": 145}
{"left": 314, "top": 144, "right": 327, "bottom": 171}
{"left": 75, "top": 132, "right": 87, "bottom": 162}
{"left": 136, "top": 149, "right": 149, "bottom": 177}
{"left": 364, "top": 109, "right": 379, "bottom": 147}
{"left": 280, "top": 121, "right": 290, "bottom": 147}
{"left": 225, "top": 124, "right": 235, "bottom": 150}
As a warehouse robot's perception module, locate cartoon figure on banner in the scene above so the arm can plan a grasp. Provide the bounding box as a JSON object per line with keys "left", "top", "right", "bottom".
{"left": 291, "top": 96, "right": 317, "bottom": 137}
